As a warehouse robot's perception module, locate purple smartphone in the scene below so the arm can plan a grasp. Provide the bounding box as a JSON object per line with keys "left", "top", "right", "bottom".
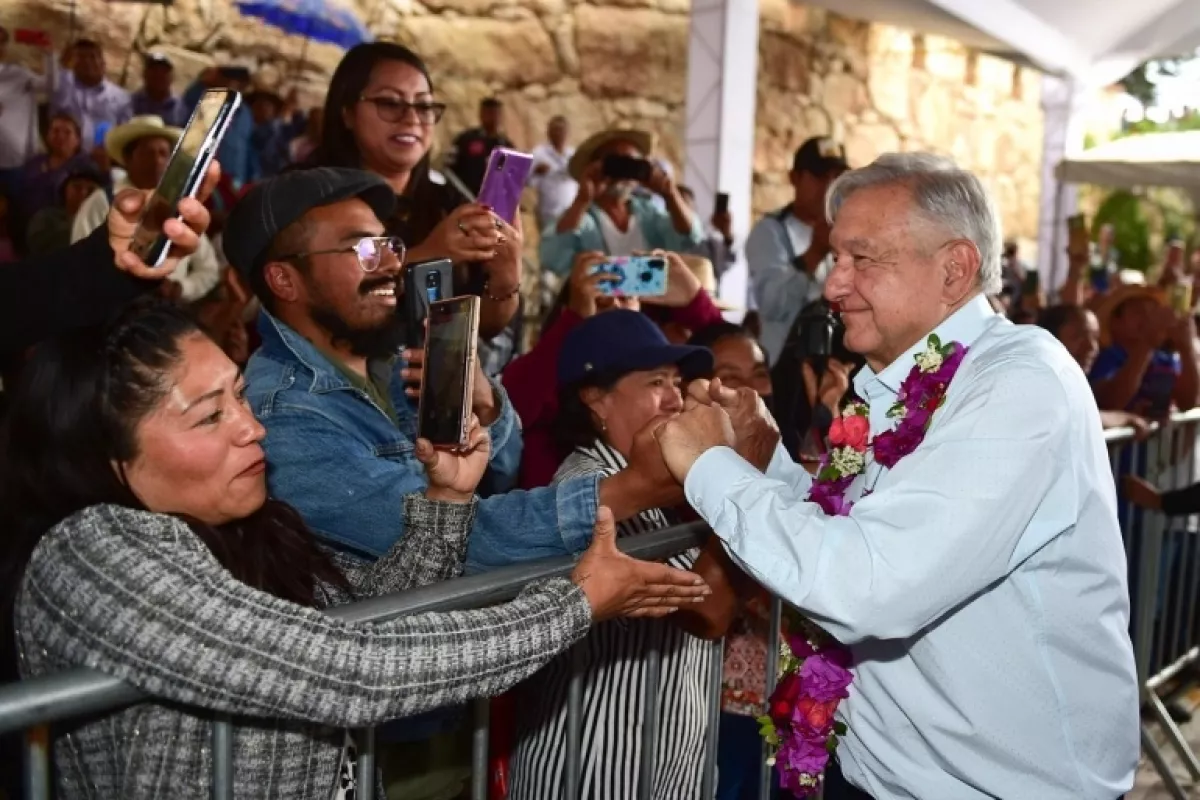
{"left": 477, "top": 148, "right": 533, "bottom": 224}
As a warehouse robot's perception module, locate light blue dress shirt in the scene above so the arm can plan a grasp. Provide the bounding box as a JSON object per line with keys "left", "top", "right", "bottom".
{"left": 684, "top": 295, "right": 1139, "bottom": 799}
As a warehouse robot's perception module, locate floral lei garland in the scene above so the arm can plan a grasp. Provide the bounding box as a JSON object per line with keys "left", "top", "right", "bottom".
{"left": 758, "top": 334, "right": 968, "bottom": 796}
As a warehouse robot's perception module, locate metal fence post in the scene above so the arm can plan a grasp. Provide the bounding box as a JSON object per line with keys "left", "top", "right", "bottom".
{"left": 211, "top": 716, "right": 234, "bottom": 800}
{"left": 637, "top": 644, "right": 662, "bottom": 800}
{"left": 355, "top": 726, "right": 376, "bottom": 800}
{"left": 564, "top": 644, "right": 585, "bottom": 800}
{"left": 759, "top": 597, "right": 783, "bottom": 800}
{"left": 700, "top": 637, "right": 724, "bottom": 799}
{"left": 470, "top": 697, "right": 490, "bottom": 800}
{"left": 23, "top": 724, "right": 50, "bottom": 800}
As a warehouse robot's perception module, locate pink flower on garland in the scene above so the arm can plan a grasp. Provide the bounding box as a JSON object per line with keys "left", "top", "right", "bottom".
{"left": 828, "top": 413, "right": 870, "bottom": 452}
{"left": 799, "top": 653, "right": 854, "bottom": 705}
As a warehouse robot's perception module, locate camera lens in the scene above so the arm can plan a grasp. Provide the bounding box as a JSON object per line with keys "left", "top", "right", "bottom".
{"left": 497, "top": 154, "right": 507, "bottom": 170}
{"left": 426, "top": 272, "right": 440, "bottom": 287}
{"left": 648, "top": 258, "right": 665, "bottom": 269}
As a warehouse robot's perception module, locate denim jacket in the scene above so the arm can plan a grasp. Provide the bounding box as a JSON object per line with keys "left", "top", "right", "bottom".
{"left": 245, "top": 312, "right": 602, "bottom": 574}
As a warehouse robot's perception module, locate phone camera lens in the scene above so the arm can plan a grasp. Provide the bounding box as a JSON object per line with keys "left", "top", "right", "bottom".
{"left": 426, "top": 272, "right": 440, "bottom": 287}
{"left": 497, "top": 154, "right": 507, "bottom": 170}
{"left": 649, "top": 258, "right": 665, "bottom": 269}
{"left": 639, "top": 270, "right": 654, "bottom": 283}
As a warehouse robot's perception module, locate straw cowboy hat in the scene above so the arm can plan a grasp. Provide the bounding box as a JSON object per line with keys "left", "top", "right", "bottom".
{"left": 105, "top": 115, "right": 182, "bottom": 166}
{"left": 568, "top": 128, "right": 656, "bottom": 182}
{"left": 1091, "top": 284, "right": 1165, "bottom": 347}
{"left": 679, "top": 254, "right": 738, "bottom": 311}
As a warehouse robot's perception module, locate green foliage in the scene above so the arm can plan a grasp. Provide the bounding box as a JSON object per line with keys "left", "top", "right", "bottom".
{"left": 1092, "top": 190, "right": 1152, "bottom": 272}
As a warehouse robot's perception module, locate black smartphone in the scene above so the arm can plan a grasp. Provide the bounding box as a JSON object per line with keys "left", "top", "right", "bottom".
{"left": 602, "top": 154, "right": 653, "bottom": 183}
{"left": 1021, "top": 270, "right": 1040, "bottom": 295}
{"left": 129, "top": 89, "right": 242, "bottom": 268}
{"left": 714, "top": 192, "right": 730, "bottom": 215}
{"left": 418, "top": 296, "right": 481, "bottom": 449}
{"left": 218, "top": 66, "right": 252, "bottom": 85}
{"left": 402, "top": 258, "right": 453, "bottom": 347}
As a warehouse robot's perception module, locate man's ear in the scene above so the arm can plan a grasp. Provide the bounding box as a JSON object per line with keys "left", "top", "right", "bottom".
{"left": 264, "top": 261, "right": 303, "bottom": 305}
{"left": 942, "top": 240, "right": 981, "bottom": 305}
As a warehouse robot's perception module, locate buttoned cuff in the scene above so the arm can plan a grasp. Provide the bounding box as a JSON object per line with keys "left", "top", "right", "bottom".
{"left": 555, "top": 474, "right": 602, "bottom": 555}
{"left": 484, "top": 376, "right": 519, "bottom": 448}
{"left": 684, "top": 446, "right": 759, "bottom": 523}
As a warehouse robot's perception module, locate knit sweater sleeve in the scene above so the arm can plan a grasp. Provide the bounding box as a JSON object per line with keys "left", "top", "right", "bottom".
{"left": 332, "top": 494, "right": 477, "bottom": 598}
{"left": 17, "top": 504, "right": 591, "bottom": 729}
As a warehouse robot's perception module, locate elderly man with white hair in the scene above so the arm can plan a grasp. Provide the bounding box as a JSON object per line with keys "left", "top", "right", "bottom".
{"left": 655, "top": 153, "right": 1139, "bottom": 800}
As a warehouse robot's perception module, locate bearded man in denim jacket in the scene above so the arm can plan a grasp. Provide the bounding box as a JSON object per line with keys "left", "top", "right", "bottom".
{"left": 226, "top": 168, "right": 681, "bottom": 575}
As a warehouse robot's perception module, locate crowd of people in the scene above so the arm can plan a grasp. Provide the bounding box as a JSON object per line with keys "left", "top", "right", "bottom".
{"left": 0, "top": 23, "right": 1172, "bottom": 800}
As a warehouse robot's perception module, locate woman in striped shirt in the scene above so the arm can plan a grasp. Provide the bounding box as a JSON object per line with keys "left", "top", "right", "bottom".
{"left": 509, "top": 309, "right": 736, "bottom": 799}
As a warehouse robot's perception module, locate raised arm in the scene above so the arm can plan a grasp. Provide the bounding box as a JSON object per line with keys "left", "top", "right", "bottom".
{"left": 18, "top": 504, "right": 592, "bottom": 729}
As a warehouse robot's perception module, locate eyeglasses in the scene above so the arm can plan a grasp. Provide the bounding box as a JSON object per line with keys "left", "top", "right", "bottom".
{"left": 276, "top": 236, "right": 406, "bottom": 273}
{"left": 359, "top": 96, "right": 446, "bottom": 125}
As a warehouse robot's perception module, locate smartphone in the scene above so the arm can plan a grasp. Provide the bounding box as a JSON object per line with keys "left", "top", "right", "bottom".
{"left": 602, "top": 154, "right": 653, "bottom": 183}
{"left": 129, "top": 89, "right": 242, "bottom": 268}
{"left": 401, "top": 258, "right": 453, "bottom": 347}
{"left": 418, "top": 296, "right": 481, "bottom": 449}
{"left": 93, "top": 121, "right": 111, "bottom": 149}
{"left": 589, "top": 255, "right": 669, "bottom": 297}
{"left": 714, "top": 192, "right": 730, "bottom": 216}
{"left": 1021, "top": 270, "right": 1040, "bottom": 295}
{"left": 477, "top": 148, "right": 533, "bottom": 224}
{"left": 14, "top": 29, "right": 51, "bottom": 47}
{"left": 218, "top": 66, "right": 252, "bottom": 85}
{"left": 1169, "top": 283, "right": 1193, "bottom": 315}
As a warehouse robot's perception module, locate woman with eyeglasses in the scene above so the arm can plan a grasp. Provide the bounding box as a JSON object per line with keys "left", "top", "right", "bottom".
{"left": 306, "top": 43, "right": 522, "bottom": 339}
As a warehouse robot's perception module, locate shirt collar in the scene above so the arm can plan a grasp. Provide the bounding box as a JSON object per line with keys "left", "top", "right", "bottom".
{"left": 852, "top": 294, "right": 997, "bottom": 402}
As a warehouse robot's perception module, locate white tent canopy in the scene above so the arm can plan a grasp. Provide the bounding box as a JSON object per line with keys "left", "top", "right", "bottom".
{"left": 796, "top": 0, "right": 1200, "bottom": 86}
{"left": 1056, "top": 131, "right": 1200, "bottom": 191}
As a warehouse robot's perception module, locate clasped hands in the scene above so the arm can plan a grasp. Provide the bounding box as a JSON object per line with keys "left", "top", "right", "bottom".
{"left": 653, "top": 378, "right": 781, "bottom": 485}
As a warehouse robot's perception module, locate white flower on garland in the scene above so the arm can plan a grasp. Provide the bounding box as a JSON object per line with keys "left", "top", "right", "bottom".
{"left": 914, "top": 340, "right": 944, "bottom": 372}
{"left": 830, "top": 446, "right": 865, "bottom": 476}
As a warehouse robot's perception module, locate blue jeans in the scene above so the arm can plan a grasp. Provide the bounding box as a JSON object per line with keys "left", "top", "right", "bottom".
{"left": 716, "top": 712, "right": 779, "bottom": 800}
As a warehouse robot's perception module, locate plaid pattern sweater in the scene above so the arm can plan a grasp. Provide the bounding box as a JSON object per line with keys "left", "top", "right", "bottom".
{"left": 15, "top": 498, "right": 592, "bottom": 799}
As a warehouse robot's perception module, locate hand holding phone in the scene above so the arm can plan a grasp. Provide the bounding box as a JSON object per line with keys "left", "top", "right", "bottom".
{"left": 588, "top": 255, "right": 669, "bottom": 297}
{"left": 477, "top": 148, "right": 533, "bottom": 224}
{"left": 401, "top": 258, "right": 453, "bottom": 348}
{"left": 130, "top": 89, "right": 241, "bottom": 268}
{"left": 714, "top": 192, "right": 730, "bottom": 216}
{"left": 418, "top": 296, "right": 481, "bottom": 449}
{"left": 602, "top": 154, "right": 653, "bottom": 184}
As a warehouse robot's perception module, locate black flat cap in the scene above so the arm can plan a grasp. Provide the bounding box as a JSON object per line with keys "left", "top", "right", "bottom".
{"left": 223, "top": 167, "right": 397, "bottom": 281}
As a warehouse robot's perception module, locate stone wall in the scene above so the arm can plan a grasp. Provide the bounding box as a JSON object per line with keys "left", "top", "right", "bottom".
{"left": 3, "top": 0, "right": 1043, "bottom": 244}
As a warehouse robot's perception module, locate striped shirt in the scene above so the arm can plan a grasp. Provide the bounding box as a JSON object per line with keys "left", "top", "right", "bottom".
{"left": 509, "top": 439, "right": 717, "bottom": 799}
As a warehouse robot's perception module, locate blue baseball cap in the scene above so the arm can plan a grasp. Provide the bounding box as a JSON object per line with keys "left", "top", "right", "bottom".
{"left": 557, "top": 309, "right": 714, "bottom": 386}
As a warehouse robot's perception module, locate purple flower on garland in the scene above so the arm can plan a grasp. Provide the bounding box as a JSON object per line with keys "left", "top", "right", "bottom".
{"left": 775, "top": 725, "right": 830, "bottom": 796}
{"left": 799, "top": 653, "right": 854, "bottom": 703}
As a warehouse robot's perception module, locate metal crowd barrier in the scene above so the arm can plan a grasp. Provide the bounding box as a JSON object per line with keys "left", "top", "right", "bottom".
{"left": 5, "top": 412, "right": 1200, "bottom": 799}
{"left": 1114, "top": 408, "right": 1200, "bottom": 799}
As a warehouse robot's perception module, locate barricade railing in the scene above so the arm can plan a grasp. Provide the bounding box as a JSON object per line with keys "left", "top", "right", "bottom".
{"left": 1112, "top": 408, "right": 1200, "bottom": 799}
{"left": 4, "top": 412, "right": 1200, "bottom": 800}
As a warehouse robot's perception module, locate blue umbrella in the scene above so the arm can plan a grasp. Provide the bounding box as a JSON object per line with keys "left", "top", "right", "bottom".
{"left": 235, "top": 0, "right": 372, "bottom": 50}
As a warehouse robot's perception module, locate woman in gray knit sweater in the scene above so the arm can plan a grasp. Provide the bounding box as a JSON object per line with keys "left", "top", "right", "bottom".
{"left": 0, "top": 300, "right": 710, "bottom": 799}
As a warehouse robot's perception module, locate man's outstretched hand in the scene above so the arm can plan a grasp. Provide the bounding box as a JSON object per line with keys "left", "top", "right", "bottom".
{"left": 108, "top": 161, "right": 221, "bottom": 281}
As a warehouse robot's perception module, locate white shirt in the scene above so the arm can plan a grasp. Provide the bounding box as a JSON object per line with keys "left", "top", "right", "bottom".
{"left": 684, "top": 295, "right": 1139, "bottom": 799}
{"left": 0, "top": 63, "right": 45, "bottom": 168}
{"left": 72, "top": 181, "right": 222, "bottom": 303}
{"left": 593, "top": 205, "right": 648, "bottom": 256}
{"left": 744, "top": 210, "right": 830, "bottom": 361}
{"left": 529, "top": 141, "right": 576, "bottom": 230}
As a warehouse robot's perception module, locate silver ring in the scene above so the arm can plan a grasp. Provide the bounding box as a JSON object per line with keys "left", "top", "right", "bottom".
{"left": 493, "top": 218, "right": 503, "bottom": 231}
{"left": 457, "top": 222, "right": 469, "bottom": 234}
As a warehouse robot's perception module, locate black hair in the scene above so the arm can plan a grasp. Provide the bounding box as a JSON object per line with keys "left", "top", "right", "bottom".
{"left": 73, "top": 38, "right": 100, "bottom": 51}
{"left": 481, "top": 97, "right": 503, "bottom": 109}
{"left": 1037, "top": 304, "right": 1089, "bottom": 339}
{"left": 552, "top": 370, "right": 625, "bottom": 458}
{"left": 0, "top": 300, "right": 350, "bottom": 676}
{"left": 687, "top": 321, "right": 754, "bottom": 355}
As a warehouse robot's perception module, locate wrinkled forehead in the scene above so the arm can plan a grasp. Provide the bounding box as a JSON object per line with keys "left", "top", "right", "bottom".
{"left": 830, "top": 183, "right": 925, "bottom": 249}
